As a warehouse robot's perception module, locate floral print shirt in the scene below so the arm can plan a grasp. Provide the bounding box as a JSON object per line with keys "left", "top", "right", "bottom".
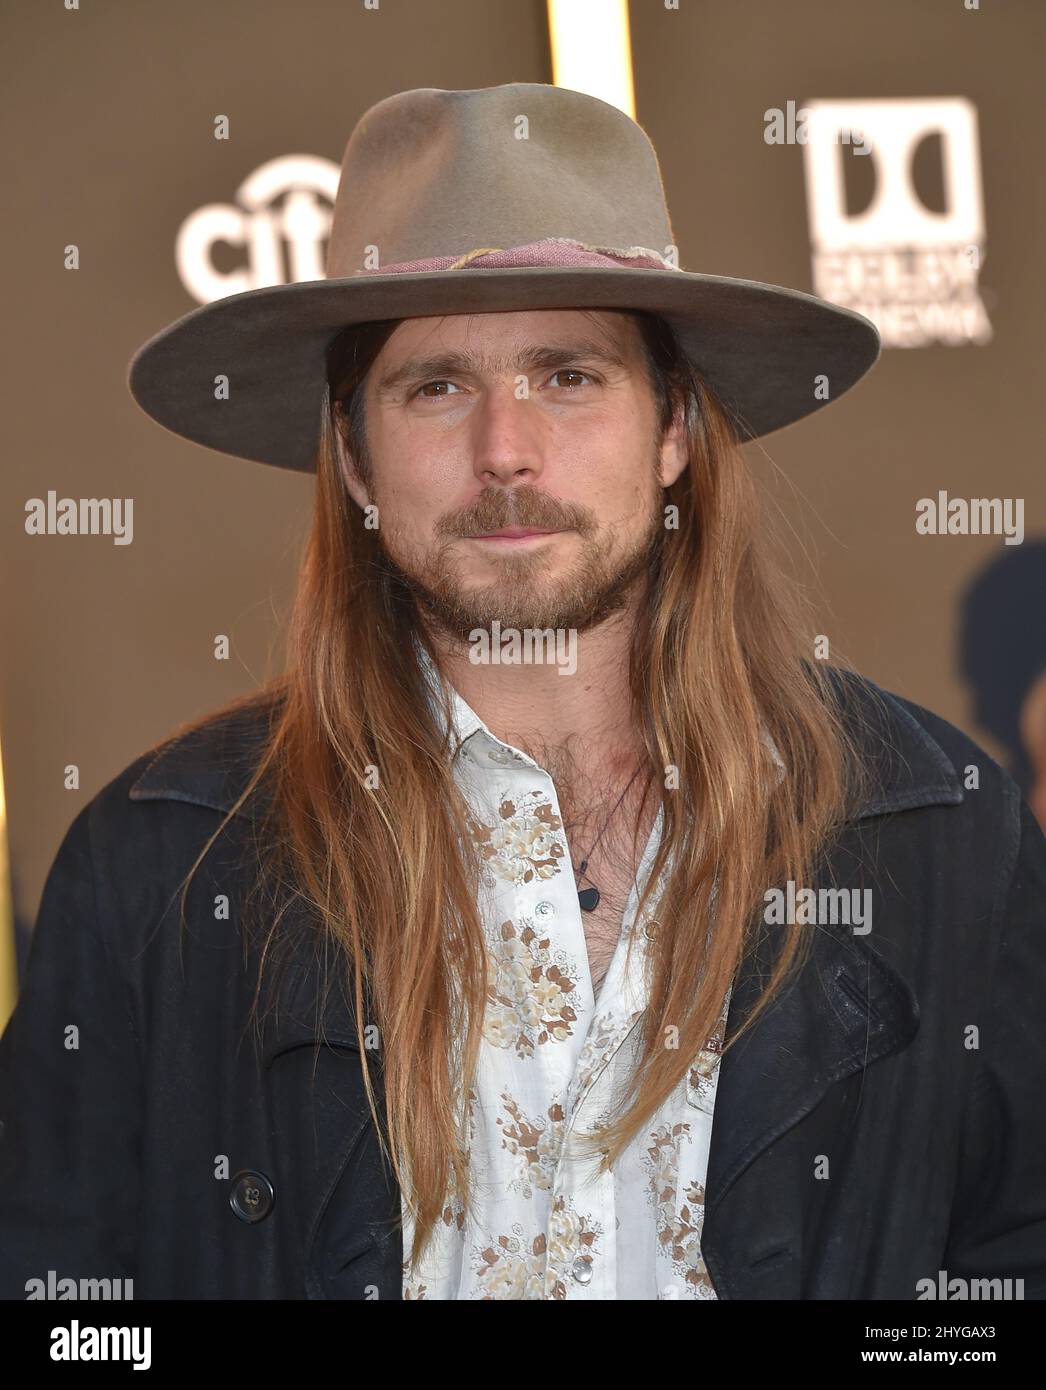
{"left": 402, "top": 644, "right": 732, "bottom": 1300}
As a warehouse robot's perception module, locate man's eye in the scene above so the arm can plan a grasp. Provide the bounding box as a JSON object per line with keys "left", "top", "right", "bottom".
{"left": 415, "top": 380, "right": 461, "bottom": 399}
{"left": 548, "top": 369, "right": 593, "bottom": 389}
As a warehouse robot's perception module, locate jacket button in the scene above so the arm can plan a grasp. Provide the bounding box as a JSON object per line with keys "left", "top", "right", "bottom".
{"left": 229, "top": 1169, "right": 275, "bottom": 1223}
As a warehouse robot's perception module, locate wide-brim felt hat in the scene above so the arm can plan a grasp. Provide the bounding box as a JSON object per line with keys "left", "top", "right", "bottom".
{"left": 127, "top": 82, "right": 881, "bottom": 474}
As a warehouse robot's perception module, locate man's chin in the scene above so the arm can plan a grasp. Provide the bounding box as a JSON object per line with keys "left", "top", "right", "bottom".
{"left": 408, "top": 573, "right": 644, "bottom": 646}
{"left": 412, "top": 588, "right": 571, "bottom": 643}
{"left": 378, "top": 523, "right": 662, "bottom": 644}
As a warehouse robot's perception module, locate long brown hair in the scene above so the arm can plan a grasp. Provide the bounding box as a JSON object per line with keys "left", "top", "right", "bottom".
{"left": 168, "top": 307, "right": 882, "bottom": 1268}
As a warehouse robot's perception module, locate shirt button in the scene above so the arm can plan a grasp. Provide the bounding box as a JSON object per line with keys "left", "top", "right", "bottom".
{"left": 535, "top": 900, "right": 556, "bottom": 918}
{"left": 571, "top": 1257, "right": 593, "bottom": 1284}
{"left": 229, "top": 1169, "right": 275, "bottom": 1223}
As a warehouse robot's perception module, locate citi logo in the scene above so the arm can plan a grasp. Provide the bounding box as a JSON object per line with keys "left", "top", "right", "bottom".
{"left": 177, "top": 154, "right": 341, "bottom": 304}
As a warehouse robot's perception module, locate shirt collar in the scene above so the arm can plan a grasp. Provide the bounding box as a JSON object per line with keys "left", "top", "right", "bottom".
{"left": 412, "top": 634, "right": 547, "bottom": 773}
{"left": 412, "top": 633, "right": 787, "bottom": 783}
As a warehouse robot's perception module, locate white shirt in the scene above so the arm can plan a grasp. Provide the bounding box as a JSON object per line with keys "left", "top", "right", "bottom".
{"left": 401, "top": 644, "right": 731, "bottom": 1299}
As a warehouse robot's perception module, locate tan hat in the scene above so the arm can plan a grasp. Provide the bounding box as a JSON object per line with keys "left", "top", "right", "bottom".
{"left": 126, "top": 82, "right": 880, "bottom": 474}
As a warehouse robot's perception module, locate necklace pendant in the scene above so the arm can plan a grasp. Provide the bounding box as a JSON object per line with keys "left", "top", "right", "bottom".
{"left": 578, "top": 886, "right": 600, "bottom": 912}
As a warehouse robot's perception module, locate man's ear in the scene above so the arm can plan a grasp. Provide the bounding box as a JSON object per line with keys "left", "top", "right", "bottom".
{"left": 657, "top": 400, "right": 689, "bottom": 489}
{"left": 331, "top": 404, "right": 371, "bottom": 511}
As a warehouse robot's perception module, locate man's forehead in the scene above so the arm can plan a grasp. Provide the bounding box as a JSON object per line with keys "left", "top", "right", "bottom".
{"left": 379, "top": 307, "right": 639, "bottom": 358}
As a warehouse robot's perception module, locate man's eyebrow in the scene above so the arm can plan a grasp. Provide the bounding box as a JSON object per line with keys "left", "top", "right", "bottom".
{"left": 373, "top": 342, "right": 632, "bottom": 396}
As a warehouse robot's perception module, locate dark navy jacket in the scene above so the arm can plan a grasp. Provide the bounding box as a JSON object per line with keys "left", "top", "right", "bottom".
{"left": 2, "top": 672, "right": 1045, "bottom": 1299}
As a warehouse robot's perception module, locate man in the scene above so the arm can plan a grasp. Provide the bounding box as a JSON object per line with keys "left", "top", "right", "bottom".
{"left": 1, "top": 83, "right": 1044, "bottom": 1301}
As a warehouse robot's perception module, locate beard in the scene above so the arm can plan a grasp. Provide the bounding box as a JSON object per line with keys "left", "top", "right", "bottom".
{"left": 373, "top": 477, "right": 665, "bottom": 648}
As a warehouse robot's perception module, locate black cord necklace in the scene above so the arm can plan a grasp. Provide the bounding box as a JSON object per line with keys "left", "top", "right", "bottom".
{"left": 572, "top": 766, "right": 642, "bottom": 912}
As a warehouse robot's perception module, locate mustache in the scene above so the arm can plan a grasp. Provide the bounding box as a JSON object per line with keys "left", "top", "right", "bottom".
{"left": 438, "top": 485, "right": 592, "bottom": 538}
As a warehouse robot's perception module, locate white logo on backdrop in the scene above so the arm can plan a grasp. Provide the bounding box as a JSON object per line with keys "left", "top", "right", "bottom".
{"left": 176, "top": 155, "right": 341, "bottom": 304}
{"left": 802, "top": 98, "right": 992, "bottom": 348}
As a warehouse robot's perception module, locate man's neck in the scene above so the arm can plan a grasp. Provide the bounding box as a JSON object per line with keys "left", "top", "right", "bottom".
{"left": 425, "top": 603, "right": 644, "bottom": 813}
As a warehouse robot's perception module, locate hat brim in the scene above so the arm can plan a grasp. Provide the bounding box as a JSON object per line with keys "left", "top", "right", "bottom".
{"left": 126, "top": 267, "right": 880, "bottom": 473}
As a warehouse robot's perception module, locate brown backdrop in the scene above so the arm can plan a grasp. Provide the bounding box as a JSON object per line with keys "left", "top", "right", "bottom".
{"left": 3, "top": 0, "right": 1043, "bottom": 951}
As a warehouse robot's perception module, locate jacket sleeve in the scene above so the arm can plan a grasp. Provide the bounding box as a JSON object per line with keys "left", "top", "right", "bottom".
{"left": 0, "top": 801, "right": 142, "bottom": 1297}
{"left": 944, "top": 787, "right": 1046, "bottom": 1297}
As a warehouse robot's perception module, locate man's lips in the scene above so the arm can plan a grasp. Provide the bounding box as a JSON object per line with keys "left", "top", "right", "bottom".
{"left": 467, "top": 526, "right": 566, "bottom": 540}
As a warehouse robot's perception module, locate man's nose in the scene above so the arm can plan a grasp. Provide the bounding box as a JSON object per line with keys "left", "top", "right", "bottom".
{"left": 469, "top": 388, "right": 545, "bottom": 486}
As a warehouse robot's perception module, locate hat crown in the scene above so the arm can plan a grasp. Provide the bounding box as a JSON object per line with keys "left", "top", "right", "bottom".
{"left": 325, "top": 83, "right": 676, "bottom": 276}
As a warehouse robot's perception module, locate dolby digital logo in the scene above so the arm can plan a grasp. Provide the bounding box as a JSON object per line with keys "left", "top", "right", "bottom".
{"left": 802, "top": 98, "right": 991, "bottom": 349}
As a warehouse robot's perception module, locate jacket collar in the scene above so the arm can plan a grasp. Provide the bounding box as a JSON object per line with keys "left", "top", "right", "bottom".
{"left": 128, "top": 671, "right": 963, "bottom": 1239}
{"left": 128, "top": 698, "right": 278, "bottom": 823}
{"left": 128, "top": 667, "right": 963, "bottom": 834}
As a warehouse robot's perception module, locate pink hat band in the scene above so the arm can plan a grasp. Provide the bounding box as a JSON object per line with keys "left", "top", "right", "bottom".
{"left": 351, "top": 236, "right": 681, "bottom": 277}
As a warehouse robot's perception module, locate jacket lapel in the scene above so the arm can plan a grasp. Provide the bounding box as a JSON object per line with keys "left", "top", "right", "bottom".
{"left": 700, "top": 675, "right": 964, "bottom": 1291}
{"left": 705, "top": 912, "right": 921, "bottom": 1217}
